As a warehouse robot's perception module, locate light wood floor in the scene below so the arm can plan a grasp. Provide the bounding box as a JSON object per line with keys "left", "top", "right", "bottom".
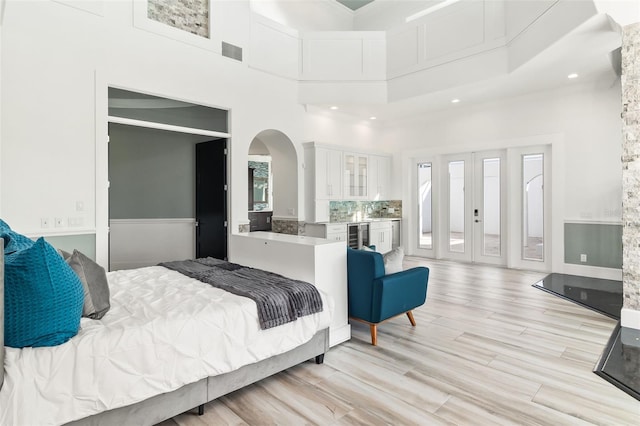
{"left": 159, "top": 258, "right": 640, "bottom": 425}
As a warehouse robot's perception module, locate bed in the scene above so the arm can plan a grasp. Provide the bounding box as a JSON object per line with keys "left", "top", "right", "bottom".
{"left": 0, "top": 241, "right": 332, "bottom": 425}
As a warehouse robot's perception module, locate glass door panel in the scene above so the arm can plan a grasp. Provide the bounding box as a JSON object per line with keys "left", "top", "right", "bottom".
{"left": 418, "top": 162, "right": 433, "bottom": 249}
{"left": 448, "top": 160, "right": 465, "bottom": 253}
{"left": 482, "top": 158, "right": 501, "bottom": 256}
{"left": 522, "top": 154, "right": 544, "bottom": 261}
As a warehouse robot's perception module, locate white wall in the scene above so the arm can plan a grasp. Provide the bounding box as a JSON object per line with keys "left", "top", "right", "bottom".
{"left": 0, "top": 0, "right": 383, "bottom": 267}
{"left": 391, "top": 81, "right": 622, "bottom": 272}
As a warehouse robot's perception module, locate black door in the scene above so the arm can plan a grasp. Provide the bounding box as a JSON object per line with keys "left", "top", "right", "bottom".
{"left": 196, "top": 139, "right": 227, "bottom": 260}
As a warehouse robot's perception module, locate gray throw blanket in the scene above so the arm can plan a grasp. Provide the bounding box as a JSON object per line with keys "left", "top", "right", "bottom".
{"left": 160, "top": 257, "right": 323, "bottom": 330}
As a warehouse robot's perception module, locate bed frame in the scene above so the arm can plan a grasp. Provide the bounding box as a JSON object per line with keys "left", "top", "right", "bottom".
{"left": 0, "top": 241, "right": 330, "bottom": 425}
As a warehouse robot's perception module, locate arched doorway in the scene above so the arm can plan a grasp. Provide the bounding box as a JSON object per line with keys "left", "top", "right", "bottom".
{"left": 248, "top": 130, "right": 300, "bottom": 234}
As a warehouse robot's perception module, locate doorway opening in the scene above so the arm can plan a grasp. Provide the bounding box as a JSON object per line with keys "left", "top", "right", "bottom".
{"left": 247, "top": 130, "right": 298, "bottom": 234}
{"left": 106, "top": 88, "right": 230, "bottom": 270}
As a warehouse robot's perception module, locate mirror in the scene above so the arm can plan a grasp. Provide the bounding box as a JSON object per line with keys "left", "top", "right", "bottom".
{"left": 252, "top": 176, "right": 268, "bottom": 203}
{"left": 248, "top": 155, "right": 272, "bottom": 211}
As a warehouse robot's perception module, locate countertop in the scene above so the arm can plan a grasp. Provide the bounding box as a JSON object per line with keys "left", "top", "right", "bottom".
{"left": 310, "top": 218, "right": 401, "bottom": 225}
{"left": 236, "top": 231, "right": 345, "bottom": 246}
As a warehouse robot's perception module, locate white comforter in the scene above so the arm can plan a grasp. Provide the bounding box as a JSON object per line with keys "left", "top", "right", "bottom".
{"left": 0, "top": 266, "right": 333, "bottom": 425}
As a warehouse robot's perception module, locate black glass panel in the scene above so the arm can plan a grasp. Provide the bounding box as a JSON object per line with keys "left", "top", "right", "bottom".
{"left": 533, "top": 273, "right": 622, "bottom": 319}
{"left": 595, "top": 324, "right": 640, "bottom": 401}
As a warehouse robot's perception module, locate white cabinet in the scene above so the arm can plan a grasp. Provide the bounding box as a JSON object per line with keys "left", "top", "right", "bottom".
{"left": 305, "top": 142, "right": 393, "bottom": 223}
{"left": 315, "top": 147, "right": 343, "bottom": 199}
{"left": 343, "top": 152, "right": 368, "bottom": 199}
{"left": 369, "top": 220, "right": 392, "bottom": 254}
{"left": 305, "top": 223, "right": 347, "bottom": 243}
{"left": 368, "top": 155, "right": 391, "bottom": 200}
{"left": 391, "top": 219, "right": 401, "bottom": 249}
{"left": 304, "top": 143, "right": 343, "bottom": 223}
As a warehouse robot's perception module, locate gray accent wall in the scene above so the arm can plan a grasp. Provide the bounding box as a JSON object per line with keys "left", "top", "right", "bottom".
{"left": 109, "top": 124, "right": 211, "bottom": 219}
{"left": 564, "top": 223, "right": 622, "bottom": 269}
{"left": 45, "top": 234, "right": 96, "bottom": 261}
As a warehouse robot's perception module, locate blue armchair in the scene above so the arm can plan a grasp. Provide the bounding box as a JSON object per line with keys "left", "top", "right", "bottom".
{"left": 347, "top": 247, "right": 429, "bottom": 345}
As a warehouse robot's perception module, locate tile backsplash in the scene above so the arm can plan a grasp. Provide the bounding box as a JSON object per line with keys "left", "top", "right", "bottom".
{"left": 329, "top": 200, "right": 402, "bottom": 223}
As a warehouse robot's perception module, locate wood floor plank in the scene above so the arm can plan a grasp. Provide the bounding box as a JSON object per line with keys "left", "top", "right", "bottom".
{"left": 406, "top": 369, "right": 596, "bottom": 426}
{"left": 489, "top": 355, "right": 639, "bottom": 411}
{"left": 256, "top": 372, "right": 353, "bottom": 424}
{"left": 315, "top": 371, "right": 452, "bottom": 425}
{"left": 160, "top": 259, "right": 639, "bottom": 425}
{"left": 324, "top": 344, "right": 451, "bottom": 413}
{"left": 171, "top": 400, "right": 248, "bottom": 426}
{"left": 533, "top": 384, "right": 640, "bottom": 425}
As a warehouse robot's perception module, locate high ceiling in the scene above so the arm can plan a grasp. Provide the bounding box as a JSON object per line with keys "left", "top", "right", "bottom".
{"left": 336, "top": 0, "right": 375, "bottom": 11}
{"left": 298, "top": 0, "right": 637, "bottom": 123}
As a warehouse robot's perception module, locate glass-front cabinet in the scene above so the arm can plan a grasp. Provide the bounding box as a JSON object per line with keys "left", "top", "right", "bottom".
{"left": 344, "top": 152, "right": 368, "bottom": 199}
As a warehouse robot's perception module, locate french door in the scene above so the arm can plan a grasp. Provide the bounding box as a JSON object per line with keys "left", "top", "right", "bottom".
{"left": 442, "top": 150, "right": 507, "bottom": 265}
{"left": 415, "top": 146, "right": 551, "bottom": 269}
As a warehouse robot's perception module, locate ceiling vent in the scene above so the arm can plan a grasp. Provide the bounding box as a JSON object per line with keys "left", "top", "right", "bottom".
{"left": 222, "top": 41, "right": 243, "bottom": 62}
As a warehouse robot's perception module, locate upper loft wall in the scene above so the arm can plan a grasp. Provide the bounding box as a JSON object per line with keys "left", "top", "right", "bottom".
{"left": 505, "top": 0, "right": 557, "bottom": 43}
{"left": 506, "top": 0, "right": 597, "bottom": 71}
{"left": 249, "top": 0, "right": 354, "bottom": 31}
{"left": 351, "top": 0, "right": 434, "bottom": 30}
{"left": 594, "top": 0, "right": 640, "bottom": 26}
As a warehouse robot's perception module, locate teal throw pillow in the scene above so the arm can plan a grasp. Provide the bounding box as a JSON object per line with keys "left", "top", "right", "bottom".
{"left": 4, "top": 238, "right": 84, "bottom": 347}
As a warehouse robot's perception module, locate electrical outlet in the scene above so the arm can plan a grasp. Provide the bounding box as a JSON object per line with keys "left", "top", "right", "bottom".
{"left": 580, "top": 254, "right": 587, "bottom": 263}
{"left": 55, "top": 217, "right": 64, "bottom": 228}
{"left": 41, "top": 218, "right": 50, "bottom": 228}
{"left": 76, "top": 201, "right": 84, "bottom": 212}
{"left": 68, "top": 217, "right": 84, "bottom": 227}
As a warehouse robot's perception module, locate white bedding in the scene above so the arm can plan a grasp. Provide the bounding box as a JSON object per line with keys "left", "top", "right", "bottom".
{"left": 0, "top": 266, "right": 333, "bottom": 425}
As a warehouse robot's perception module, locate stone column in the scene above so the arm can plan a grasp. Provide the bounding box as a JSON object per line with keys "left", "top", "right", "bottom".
{"left": 147, "top": 0, "right": 210, "bottom": 38}
{"left": 622, "top": 22, "right": 640, "bottom": 330}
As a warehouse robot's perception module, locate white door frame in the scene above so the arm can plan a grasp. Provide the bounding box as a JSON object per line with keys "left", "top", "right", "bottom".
{"left": 507, "top": 145, "right": 552, "bottom": 272}
{"left": 472, "top": 150, "right": 507, "bottom": 266}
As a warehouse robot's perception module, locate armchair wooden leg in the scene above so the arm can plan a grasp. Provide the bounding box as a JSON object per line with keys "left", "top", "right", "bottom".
{"left": 370, "top": 324, "right": 378, "bottom": 346}
{"left": 407, "top": 311, "right": 416, "bottom": 327}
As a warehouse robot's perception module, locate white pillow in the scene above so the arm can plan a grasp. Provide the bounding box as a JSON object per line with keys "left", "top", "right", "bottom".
{"left": 360, "top": 245, "right": 375, "bottom": 252}
{"left": 383, "top": 247, "right": 404, "bottom": 275}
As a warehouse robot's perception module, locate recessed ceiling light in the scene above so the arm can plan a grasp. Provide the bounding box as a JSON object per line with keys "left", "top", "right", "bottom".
{"left": 451, "top": 99, "right": 460, "bottom": 103}
{"left": 568, "top": 73, "right": 579, "bottom": 79}
{"left": 369, "top": 116, "right": 377, "bottom": 120}
{"left": 330, "top": 106, "right": 338, "bottom": 110}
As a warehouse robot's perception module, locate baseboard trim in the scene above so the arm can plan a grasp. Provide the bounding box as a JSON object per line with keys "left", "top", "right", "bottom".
{"left": 621, "top": 308, "right": 640, "bottom": 330}
{"left": 562, "top": 264, "right": 622, "bottom": 281}
{"left": 329, "top": 324, "right": 351, "bottom": 347}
